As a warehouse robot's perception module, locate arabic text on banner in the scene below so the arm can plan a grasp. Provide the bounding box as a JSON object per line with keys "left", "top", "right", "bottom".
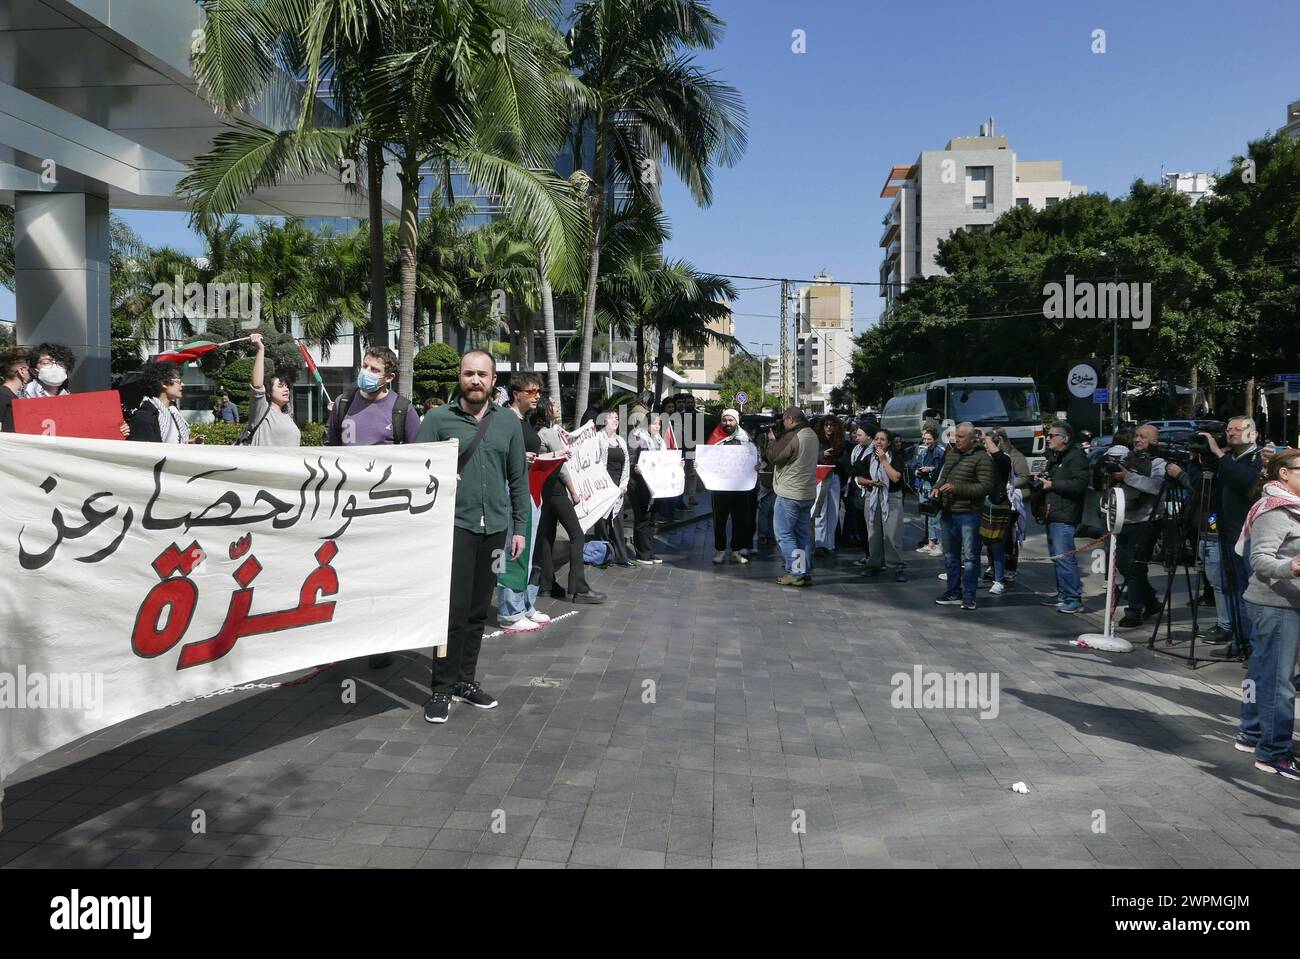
{"left": 637, "top": 449, "right": 684, "bottom": 499}
{"left": 0, "top": 433, "right": 458, "bottom": 786}
{"left": 559, "top": 423, "right": 622, "bottom": 532}
{"left": 693, "top": 443, "right": 758, "bottom": 492}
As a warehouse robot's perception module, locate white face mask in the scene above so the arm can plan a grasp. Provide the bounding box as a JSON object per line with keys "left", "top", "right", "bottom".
{"left": 38, "top": 363, "right": 68, "bottom": 388}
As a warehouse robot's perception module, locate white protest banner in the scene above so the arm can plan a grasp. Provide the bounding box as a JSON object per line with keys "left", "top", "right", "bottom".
{"left": 0, "top": 433, "right": 458, "bottom": 787}
{"left": 638, "top": 449, "right": 684, "bottom": 499}
{"left": 694, "top": 442, "right": 758, "bottom": 492}
{"left": 560, "top": 422, "right": 622, "bottom": 532}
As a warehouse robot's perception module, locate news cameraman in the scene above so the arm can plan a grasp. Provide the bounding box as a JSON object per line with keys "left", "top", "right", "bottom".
{"left": 1111, "top": 424, "right": 1168, "bottom": 628}
{"left": 1164, "top": 437, "right": 1233, "bottom": 644}
{"left": 1203, "top": 415, "right": 1266, "bottom": 657}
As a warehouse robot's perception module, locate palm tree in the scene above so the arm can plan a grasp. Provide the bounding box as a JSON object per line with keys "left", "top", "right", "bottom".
{"left": 566, "top": 0, "right": 748, "bottom": 416}
{"left": 643, "top": 262, "right": 736, "bottom": 400}
{"left": 595, "top": 200, "right": 672, "bottom": 393}
{"left": 182, "top": 0, "right": 589, "bottom": 398}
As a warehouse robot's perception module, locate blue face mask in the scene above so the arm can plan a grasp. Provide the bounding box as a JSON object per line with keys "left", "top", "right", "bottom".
{"left": 357, "top": 370, "right": 384, "bottom": 392}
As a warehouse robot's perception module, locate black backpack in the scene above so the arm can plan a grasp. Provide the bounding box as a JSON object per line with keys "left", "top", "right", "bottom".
{"left": 328, "top": 388, "right": 412, "bottom": 446}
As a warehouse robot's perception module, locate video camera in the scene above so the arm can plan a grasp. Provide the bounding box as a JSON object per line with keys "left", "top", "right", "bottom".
{"left": 1156, "top": 429, "right": 1226, "bottom": 467}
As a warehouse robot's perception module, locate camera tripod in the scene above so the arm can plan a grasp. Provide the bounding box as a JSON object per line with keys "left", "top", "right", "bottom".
{"left": 1143, "top": 467, "right": 1213, "bottom": 668}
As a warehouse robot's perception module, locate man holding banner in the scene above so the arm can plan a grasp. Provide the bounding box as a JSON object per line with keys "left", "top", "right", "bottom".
{"left": 416, "top": 350, "right": 528, "bottom": 724}
{"left": 700, "top": 408, "right": 757, "bottom": 565}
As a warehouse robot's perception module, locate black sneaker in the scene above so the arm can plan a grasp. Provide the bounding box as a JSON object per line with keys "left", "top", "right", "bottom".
{"left": 1199, "top": 624, "right": 1231, "bottom": 645}
{"left": 960, "top": 599, "right": 977, "bottom": 611}
{"left": 935, "top": 593, "right": 962, "bottom": 606}
{"left": 423, "top": 692, "right": 451, "bottom": 724}
{"left": 1117, "top": 611, "right": 1144, "bottom": 628}
{"left": 452, "top": 682, "right": 498, "bottom": 709}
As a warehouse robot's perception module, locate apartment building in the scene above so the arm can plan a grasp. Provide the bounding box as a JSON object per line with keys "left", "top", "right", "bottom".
{"left": 795, "top": 272, "right": 854, "bottom": 412}
{"left": 878, "top": 120, "right": 1086, "bottom": 308}
{"left": 673, "top": 307, "right": 734, "bottom": 401}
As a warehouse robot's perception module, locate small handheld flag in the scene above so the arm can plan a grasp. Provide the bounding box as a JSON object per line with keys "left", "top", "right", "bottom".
{"left": 298, "top": 341, "right": 332, "bottom": 403}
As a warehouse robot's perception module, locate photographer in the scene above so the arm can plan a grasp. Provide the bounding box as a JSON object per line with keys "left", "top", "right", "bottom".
{"left": 1112, "top": 424, "right": 1168, "bottom": 628}
{"left": 1165, "top": 445, "right": 1233, "bottom": 644}
{"left": 1199, "top": 416, "right": 1266, "bottom": 658}
{"left": 1036, "top": 421, "right": 1089, "bottom": 615}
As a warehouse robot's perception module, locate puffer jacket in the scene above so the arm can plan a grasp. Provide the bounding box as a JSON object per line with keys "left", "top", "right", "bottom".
{"left": 1043, "top": 444, "right": 1090, "bottom": 525}
{"left": 935, "top": 445, "right": 995, "bottom": 514}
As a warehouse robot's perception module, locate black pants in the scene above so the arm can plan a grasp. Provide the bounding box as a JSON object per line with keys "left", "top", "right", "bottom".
{"left": 713, "top": 490, "right": 749, "bottom": 551}
{"left": 538, "top": 493, "right": 589, "bottom": 595}
{"left": 630, "top": 476, "right": 657, "bottom": 560}
{"left": 842, "top": 491, "right": 868, "bottom": 547}
{"left": 1117, "top": 520, "right": 1157, "bottom": 612}
{"left": 431, "top": 526, "right": 505, "bottom": 695}
{"left": 605, "top": 507, "right": 632, "bottom": 563}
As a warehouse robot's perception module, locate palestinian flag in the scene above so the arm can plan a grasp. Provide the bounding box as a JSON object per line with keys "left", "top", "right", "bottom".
{"left": 498, "top": 456, "right": 565, "bottom": 593}
{"left": 663, "top": 417, "right": 678, "bottom": 449}
{"left": 298, "top": 341, "right": 331, "bottom": 401}
{"left": 156, "top": 340, "right": 222, "bottom": 364}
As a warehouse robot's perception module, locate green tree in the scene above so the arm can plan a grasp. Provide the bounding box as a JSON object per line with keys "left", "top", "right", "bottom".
{"left": 183, "top": 0, "right": 588, "bottom": 401}
{"left": 413, "top": 342, "right": 461, "bottom": 402}
{"left": 566, "top": 0, "right": 748, "bottom": 417}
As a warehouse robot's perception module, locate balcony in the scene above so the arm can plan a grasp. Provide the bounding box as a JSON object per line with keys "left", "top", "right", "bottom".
{"left": 880, "top": 218, "right": 900, "bottom": 248}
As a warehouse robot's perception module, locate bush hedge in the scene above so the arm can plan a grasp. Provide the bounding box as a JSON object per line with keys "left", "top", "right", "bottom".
{"left": 189, "top": 421, "right": 326, "bottom": 446}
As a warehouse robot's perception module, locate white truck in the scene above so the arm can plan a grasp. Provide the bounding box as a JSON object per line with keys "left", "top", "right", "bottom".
{"left": 880, "top": 375, "right": 1048, "bottom": 474}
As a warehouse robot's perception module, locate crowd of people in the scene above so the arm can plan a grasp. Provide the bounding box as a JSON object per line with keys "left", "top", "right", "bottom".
{"left": 4, "top": 341, "right": 1299, "bottom": 783}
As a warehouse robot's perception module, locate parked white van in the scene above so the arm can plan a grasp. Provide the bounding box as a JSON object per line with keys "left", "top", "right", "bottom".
{"left": 881, "top": 376, "right": 1048, "bottom": 473}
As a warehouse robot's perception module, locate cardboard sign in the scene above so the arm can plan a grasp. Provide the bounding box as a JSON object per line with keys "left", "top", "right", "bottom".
{"left": 11, "top": 390, "right": 126, "bottom": 441}
{"left": 559, "top": 423, "right": 623, "bottom": 532}
{"left": 638, "top": 449, "right": 685, "bottom": 499}
{"left": 694, "top": 442, "right": 758, "bottom": 491}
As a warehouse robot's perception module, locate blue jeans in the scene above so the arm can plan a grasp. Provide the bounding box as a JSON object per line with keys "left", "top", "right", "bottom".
{"left": 941, "top": 512, "right": 981, "bottom": 602}
{"left": 498, "top": 583, "right": 539, "bottom": 624}
{"left": 1220, "top": 534, "right": 1258, "bottom": 652}
{"left": 918, "top": 480, "right": 941, "bottom": 541}
{"left": 1240, "top": 603, "right": 1300, "bottom": 761}
{"left": 1047, "top": 521, "right": 1082, "bottom": 603}
{"left": 1200, "top": 536, "right": 1231, "bottom": 630}
{"left": 774, "top": 495, "right": 814, "bottom": 576}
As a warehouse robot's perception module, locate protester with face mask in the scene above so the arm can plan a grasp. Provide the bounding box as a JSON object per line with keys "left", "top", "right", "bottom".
{"left": 324, "top": 346, "right": 419, "bottom": 447}
{"left": 1233, "top": 448, "right": 1300, "bottom": 779}
{"left": 20, "top": 343, "right": 75, "bottom": 398}
{"left": 0, "top": 347, "right": 31, "bottom": 432}
{"left": 708, "top": 408, "right": 754, "bottom": 565}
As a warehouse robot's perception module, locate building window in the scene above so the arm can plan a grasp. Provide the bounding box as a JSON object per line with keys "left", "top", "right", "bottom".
{"left": 1045, "top": 197, "right": 1059, "bottom": 206}
{"left": 970, "top": 196, "right": 987, "bottom": 210}
{"left": 1015, "top": 197, "right": 1029, "bottom": 207}
{"left": 968, "top": 167, "right": 987, "bottom": 181}
{"left": 965, "top": 165, "right": 992, "bottom": 210}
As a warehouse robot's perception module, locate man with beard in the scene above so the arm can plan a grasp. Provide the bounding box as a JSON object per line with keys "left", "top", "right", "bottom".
{"left": 416, "top": 350, "right": 528, "bottom": 724}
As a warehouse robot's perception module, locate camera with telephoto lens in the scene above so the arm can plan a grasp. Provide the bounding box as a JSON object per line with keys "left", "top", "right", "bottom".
{"left": 918, "top": 496, "right": 943, "bottom": 517}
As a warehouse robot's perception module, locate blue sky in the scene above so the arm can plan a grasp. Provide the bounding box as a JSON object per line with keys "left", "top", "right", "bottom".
{"left": 5, "top": 0, "right": 1298, "bottom": 358}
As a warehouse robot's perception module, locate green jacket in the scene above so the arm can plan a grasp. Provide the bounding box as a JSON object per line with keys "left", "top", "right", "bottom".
{"left": 416, "top": 400, "right": 527, "bottom": 535}
{"left": 936, "top": 445, "right": 995, "bottom": 514}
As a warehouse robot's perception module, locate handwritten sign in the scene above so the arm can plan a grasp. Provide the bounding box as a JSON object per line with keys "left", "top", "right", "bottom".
{"left": 638, "top": 449, "right": 685, "bottom": 499}
{"left": 0, "top": 433, "right": 458, "bottom": 786}
{"left": 559, "top": 423, "right": 622, "bottom": 532}
{"left": 694, "top": 443, "right": 758, "bottom": 492}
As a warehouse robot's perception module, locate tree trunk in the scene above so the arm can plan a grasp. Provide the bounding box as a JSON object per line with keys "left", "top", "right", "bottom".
{"left": 654, "top": 327, "right": 671, "bottom": 401}
{"left": 539, "top": 249, "right": 562, "bottom": 404}
{"left": 575, "top": 132, "right": 606, "bottom": 421}
{"left": 434, "top": 295, "right": 444, "bottom": 344}
{"left": 367, "top": 141, "right": 387, "bottom": 352}
{"left": 1188, "top": 366, "right": 1198, "bottom": 418}
{"left": 1246, "top": 376, "right": 1256, "bottom": 417}
{"left": 635, "top": 320, "right": 645, "bottom": 394}
{"left": 396, "top": 162, "right": 420, "bottom": 398}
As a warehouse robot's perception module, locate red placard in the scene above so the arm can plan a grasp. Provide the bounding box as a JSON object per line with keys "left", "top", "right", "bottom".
{"left": 11, "top": 390, "right": 126, "bottom": 440}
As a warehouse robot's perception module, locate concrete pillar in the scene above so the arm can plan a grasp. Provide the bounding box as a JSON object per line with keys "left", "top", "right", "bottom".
{"left": 14, "top": 191, "right": 112, "bottom": 393}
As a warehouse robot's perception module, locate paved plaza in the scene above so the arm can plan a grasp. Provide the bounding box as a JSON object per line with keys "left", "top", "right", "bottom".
{"left": 3, "top": 501, "right": 1299, "bottom": 869}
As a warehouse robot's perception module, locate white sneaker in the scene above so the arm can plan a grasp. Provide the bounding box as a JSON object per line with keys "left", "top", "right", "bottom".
{"left": 928, "top": 544, "right": 944, "bottom": 556}
{"left": 734, "top": 552, "right": 750, "bottom": 565}
{"left": 915, "top": 543, "right": 932, "bottom": 553}
{"left": 713, "top": 551, "right": 726, "bottom": 564}
{"left": 989, "top": 582, "right": 1007, "bottom": 596}
{"left": 526, "top": 610, "right": 551, "bottom": 624}
{"left": 938, "top": 571, "right": 949, "bottom": 580}
{"left": 505, "top": 616, "right": 540, "bottom": 631}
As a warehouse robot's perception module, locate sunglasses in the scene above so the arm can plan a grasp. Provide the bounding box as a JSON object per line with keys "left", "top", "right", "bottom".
{"left": 517, "top": 387, "right": 541, "bottom": 395}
